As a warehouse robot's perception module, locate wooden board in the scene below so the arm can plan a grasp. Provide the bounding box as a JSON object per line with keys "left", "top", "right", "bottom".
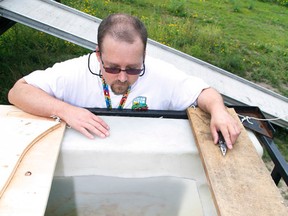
{"left": 187, "top": 107, "right": 287, "bottom": 216}
{"left": 0, "top": 105, "right": 66, "bottom": 215}
{"left": 0, "top": 117, "right": 60, "bottom": 196}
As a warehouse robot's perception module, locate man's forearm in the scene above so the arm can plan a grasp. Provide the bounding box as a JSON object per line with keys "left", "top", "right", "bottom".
{"left": 8, "top": 78, "right": 68, "bottom": 119}
{"left": 197, "top": 87, "right": 226, "bottom": 115}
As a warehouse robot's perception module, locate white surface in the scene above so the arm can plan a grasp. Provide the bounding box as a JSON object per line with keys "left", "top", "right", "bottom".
{"left": 53, "top": 116, "right": 216, "bottom": 215}
{"left": 51, "top": 115, "right": 263, "bottom": 216}
{"left": 55, "top": 116, "right": 263, "bottom": 178}
{"left": 55, "top": 116, "right": 206, "bottom": 182}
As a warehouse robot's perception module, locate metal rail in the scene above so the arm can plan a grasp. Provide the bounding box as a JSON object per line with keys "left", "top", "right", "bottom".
{"left": 0, "top": 0, "right": 100, "bottom": 49}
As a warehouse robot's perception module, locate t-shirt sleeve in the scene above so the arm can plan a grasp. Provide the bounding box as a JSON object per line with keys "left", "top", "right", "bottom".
{"left": 145, "top": 57, "right": 210, "bottom": 111}
{"left": 167, "top": 67, "right": 210, "bottom": 110}
{"left": 23, "top": 55, "right": 87, "bottom": 100}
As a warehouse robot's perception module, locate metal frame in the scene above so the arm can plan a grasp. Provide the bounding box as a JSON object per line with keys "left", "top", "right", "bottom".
{"left": 87, "top": 108, "right": 188, "bottom": 119}
{"left": 257, "top": 135, "right": 288, "bottom": 185}
{"left": 0, "top": 17, "right": 15, "bottom": 35}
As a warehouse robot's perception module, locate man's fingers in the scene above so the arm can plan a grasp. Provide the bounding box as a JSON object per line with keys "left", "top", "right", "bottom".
{"left": 229, "top": 123, "right": 241, "bottom": 145}
{"left": 78, "top": 126, "right": 95, "bottom": 139}
{"left": 77, "top": 121, "right": 109, "bottom": 139}
{"left": 92, "top": 115, "right": 110, "bottom": 130}
{"left": 211, "top": 127, "right": 219, "bottom": 144}
{"left": 221, "top": 129, "right": 233, "bottom": 149}
{"left": 63, "top": 107, "right": 111, "bottom": 139}
{"left": 86, "top": 119, "right": 110, "bottom": 138}
{"left": 220, "top": 125, "right": 241, "bottom": 149}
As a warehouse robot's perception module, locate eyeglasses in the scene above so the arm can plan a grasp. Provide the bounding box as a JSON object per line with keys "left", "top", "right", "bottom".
{"left": 100, "top": 55, "right": 145, "bottom": 75}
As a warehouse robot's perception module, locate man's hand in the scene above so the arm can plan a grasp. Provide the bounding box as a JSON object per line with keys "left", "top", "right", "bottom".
{"left": 8, "top": 78, "right": 110, "bottom": 139}
{"left": 197, "top": 87, "right": 241, "bottom": 149}
{"left": 61, "top": 106, "right": 110, "bottom": 139}
{"left": 210, "top": 108, "right": 241, "bottom": 149}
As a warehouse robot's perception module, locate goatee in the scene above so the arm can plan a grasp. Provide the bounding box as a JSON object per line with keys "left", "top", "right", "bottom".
{"left": 111, "top": 80, "right": 130, "bottom": 95}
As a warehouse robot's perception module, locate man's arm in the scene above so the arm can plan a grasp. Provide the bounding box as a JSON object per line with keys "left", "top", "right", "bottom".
{"left": 197, "top": 87, "right": 241, "bottom": 149}
{"left": 8, "top": 78, "right": 110, "bottom": 139}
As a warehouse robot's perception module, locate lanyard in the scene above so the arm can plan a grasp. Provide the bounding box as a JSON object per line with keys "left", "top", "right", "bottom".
{"left": 101, "top": 77, "right": 131, "bottom": 110}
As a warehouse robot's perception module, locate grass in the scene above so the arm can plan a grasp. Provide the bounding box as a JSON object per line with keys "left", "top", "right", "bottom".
{"left": 0, "top": 26, "right": 88, "bottom": 104}
{"left": 0, "top": 1, "right": 287, "bottom": 159}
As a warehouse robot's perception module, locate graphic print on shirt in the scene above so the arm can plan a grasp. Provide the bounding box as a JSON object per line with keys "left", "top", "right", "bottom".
{"left": 132, "top": 96, "right": 148, "bottom": 111}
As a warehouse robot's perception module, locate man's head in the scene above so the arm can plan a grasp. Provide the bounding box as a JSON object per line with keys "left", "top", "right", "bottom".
{"left": 96, "top": 14, "right": 148, "bottom": 95}
{"left": 97, "top": 13, "right": 148, "bottom": 53}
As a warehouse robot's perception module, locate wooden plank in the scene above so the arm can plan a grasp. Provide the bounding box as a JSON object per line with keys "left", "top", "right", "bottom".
{"left": 187, "top": 107, "right": 287, "bottom": 216}
{"left": 0, "top": 105, "right": 66, "bottom": 215}
{"left": 0, "top": 116, "right": 59, "bottom": 197}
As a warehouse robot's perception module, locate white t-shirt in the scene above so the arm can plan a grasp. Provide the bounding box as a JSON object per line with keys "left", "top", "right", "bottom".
{"left": 24, "top": 53, "right": 209, "bottom": 110}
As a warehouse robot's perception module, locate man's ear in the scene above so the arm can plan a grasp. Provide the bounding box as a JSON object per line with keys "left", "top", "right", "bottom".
{"left": 143, "top": 50, "right": 146, "bottom": 61}
{"left": 95, "top": 46, "right": 101, "bottom": 61}
{"left": 95, "top": 45, "right": 100, "bottom": 53}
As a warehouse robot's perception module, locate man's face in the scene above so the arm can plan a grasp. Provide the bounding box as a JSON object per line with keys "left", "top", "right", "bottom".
{"left": 96, "top": 35, "right": 145, "bottom": 95}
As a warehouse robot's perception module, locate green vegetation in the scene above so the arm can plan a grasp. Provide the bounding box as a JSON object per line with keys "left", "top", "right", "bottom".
{"left": 0, "top": 26, "right": 88, "bottom": 104}
{"left": 0, "top": 0, "right": 287, "bottom": 159}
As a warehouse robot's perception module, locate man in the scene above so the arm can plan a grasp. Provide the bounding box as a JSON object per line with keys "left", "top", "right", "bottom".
{"left": 8, "top": 13, "right": 240, "bottom": 149}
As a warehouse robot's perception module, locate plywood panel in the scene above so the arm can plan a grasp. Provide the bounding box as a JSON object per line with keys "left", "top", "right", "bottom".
{"left": 0, "top": 117, "right": 60, "bottom": 196}
{"left": 187, "top": 107, "right": 287, "bottom": 216}
{"left": 0, "top": 105, "right": 66, "bottom": 215}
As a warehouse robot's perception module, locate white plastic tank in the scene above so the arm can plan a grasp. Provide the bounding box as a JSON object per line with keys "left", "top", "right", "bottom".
{"left": 45, "top": 116, "right": 262, "bottom": 216}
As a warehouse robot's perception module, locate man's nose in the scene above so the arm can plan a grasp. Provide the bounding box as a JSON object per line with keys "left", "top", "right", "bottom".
{"left": 117, "top": 70, "right": 128, "bottom": 82}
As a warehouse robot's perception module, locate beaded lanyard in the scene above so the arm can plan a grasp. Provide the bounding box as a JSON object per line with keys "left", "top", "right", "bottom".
{"left": 101, "top": 77, "right": 131, "bottom": 110}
